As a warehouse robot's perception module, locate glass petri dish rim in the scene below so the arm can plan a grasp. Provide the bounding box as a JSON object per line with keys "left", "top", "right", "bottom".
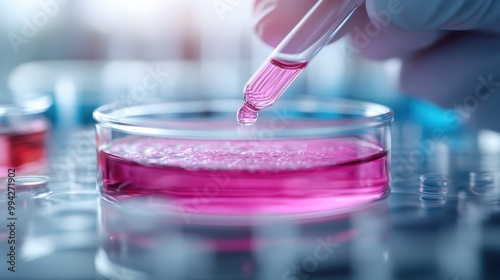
{"left": 93, "top": 98, "right": 394, "bottom": 139}
{"left": 0, "top": 91, "right": 52, "bottom": 116}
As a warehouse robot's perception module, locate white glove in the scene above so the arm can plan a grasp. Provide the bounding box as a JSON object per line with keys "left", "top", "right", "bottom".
{"left": 254, "top": 0, "right": 500, "bottom": 131}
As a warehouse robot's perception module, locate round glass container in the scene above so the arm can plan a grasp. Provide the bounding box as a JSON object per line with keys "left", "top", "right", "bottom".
{"left": 0, "top": 92, "right": 51, "bottom": 176}
{"left": 94, "top": 98, "right": 393, "bottom": 218}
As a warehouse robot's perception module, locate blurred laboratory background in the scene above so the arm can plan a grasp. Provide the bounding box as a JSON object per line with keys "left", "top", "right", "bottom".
{"left": 2, "top": 0, "right": 498, "bottom": 156}
{"left": 1, "top": 1, "right": 500, "bottom": 280}
{"left": 0, "top": 0, "right": 406, "bottom": 125}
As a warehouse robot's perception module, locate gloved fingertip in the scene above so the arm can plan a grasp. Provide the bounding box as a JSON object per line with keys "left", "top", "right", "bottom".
{"left": 253, "top": 1, "right": 279, "bottom": 46}
{"left": 252, "top": 0, "right": 318, "bottom": 48}
{"left": 364, "top": 0, "right": 407, "bottom": 32}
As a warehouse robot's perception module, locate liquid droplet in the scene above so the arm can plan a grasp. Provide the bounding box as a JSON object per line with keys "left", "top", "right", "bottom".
{"left": 237, "top": 103, "right": 258, "bottom": 126}
{"left": 237, "top": 58, "right": 307, "bottom": 126}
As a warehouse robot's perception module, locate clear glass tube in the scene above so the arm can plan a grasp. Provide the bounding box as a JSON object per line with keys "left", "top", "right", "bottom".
{"left": 272, "top": 0, "right": 364, "bottom": 62}
{"left": 238, "top": 0, "right": 365, "bottom": 125}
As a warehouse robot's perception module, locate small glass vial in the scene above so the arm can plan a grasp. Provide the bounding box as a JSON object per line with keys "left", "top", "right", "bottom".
{"left": 419, "top": 174, "right": 448, "bottom": 208}
{"left": 0, "top": 92, "right": 51, "bottom": 177}
{"left": 469, "top": 171, "right": 495, "bottom": 196}
{"left": 14, "top": 175, "right": 51, "bottom": 199}
{"left": 419, "top": 174, "right": 448, "bottom": 195}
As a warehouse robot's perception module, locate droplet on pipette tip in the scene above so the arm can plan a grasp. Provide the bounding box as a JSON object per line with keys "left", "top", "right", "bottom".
{"left": 237, "top": 58, "right": 308, "bottom": 126}
{"left": 237, "top": 103, "right": 258, "bottom": 126}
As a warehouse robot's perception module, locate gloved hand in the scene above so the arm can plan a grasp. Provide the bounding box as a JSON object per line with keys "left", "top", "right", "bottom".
{"left": 254, "top": 0, "right": 500, "bottom": 131}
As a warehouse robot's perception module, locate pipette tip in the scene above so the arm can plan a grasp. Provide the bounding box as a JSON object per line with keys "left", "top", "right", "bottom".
{"left": 237, "top": 103, "right": 258, "bottom": 126}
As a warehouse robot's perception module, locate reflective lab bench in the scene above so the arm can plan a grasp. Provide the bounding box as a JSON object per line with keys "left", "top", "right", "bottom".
{"left": 1, "top": 119, "right": 499, "bottom": 280}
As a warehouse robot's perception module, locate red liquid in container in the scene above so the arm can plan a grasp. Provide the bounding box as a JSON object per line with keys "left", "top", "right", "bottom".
{"left": 0, "top": 119, "right": 48, "bottom": 176}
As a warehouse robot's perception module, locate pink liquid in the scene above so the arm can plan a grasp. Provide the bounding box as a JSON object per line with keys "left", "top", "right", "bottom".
{"left": 237, "top": 58, "right": 308, "bottom": 125}
{"left": 98, "top": 137, "right": 389, "bottom": 216}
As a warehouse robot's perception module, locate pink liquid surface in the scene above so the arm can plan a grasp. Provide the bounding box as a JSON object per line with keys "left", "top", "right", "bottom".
{"left": 237, "top": 58, "right": 308, "bottom": 125}
{"left": 98, "top": 137, "right": 389, "bottom": 216}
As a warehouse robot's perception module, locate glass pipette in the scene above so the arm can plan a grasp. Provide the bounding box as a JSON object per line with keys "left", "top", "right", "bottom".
{"left": 237, "top": 0, "right": 365, "bottom": 125}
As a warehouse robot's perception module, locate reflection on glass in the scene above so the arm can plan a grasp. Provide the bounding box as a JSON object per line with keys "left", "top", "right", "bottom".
{"left": 96, "top": 196, "right": 390, "bottom": 280}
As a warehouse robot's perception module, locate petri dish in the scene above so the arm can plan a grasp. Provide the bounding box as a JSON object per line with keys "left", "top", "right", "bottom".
{"left": 0, "top": 92, "right": 51, "bottom": 177}
{"left": 94, "top": 98, "right": 393, "bottom": 218}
